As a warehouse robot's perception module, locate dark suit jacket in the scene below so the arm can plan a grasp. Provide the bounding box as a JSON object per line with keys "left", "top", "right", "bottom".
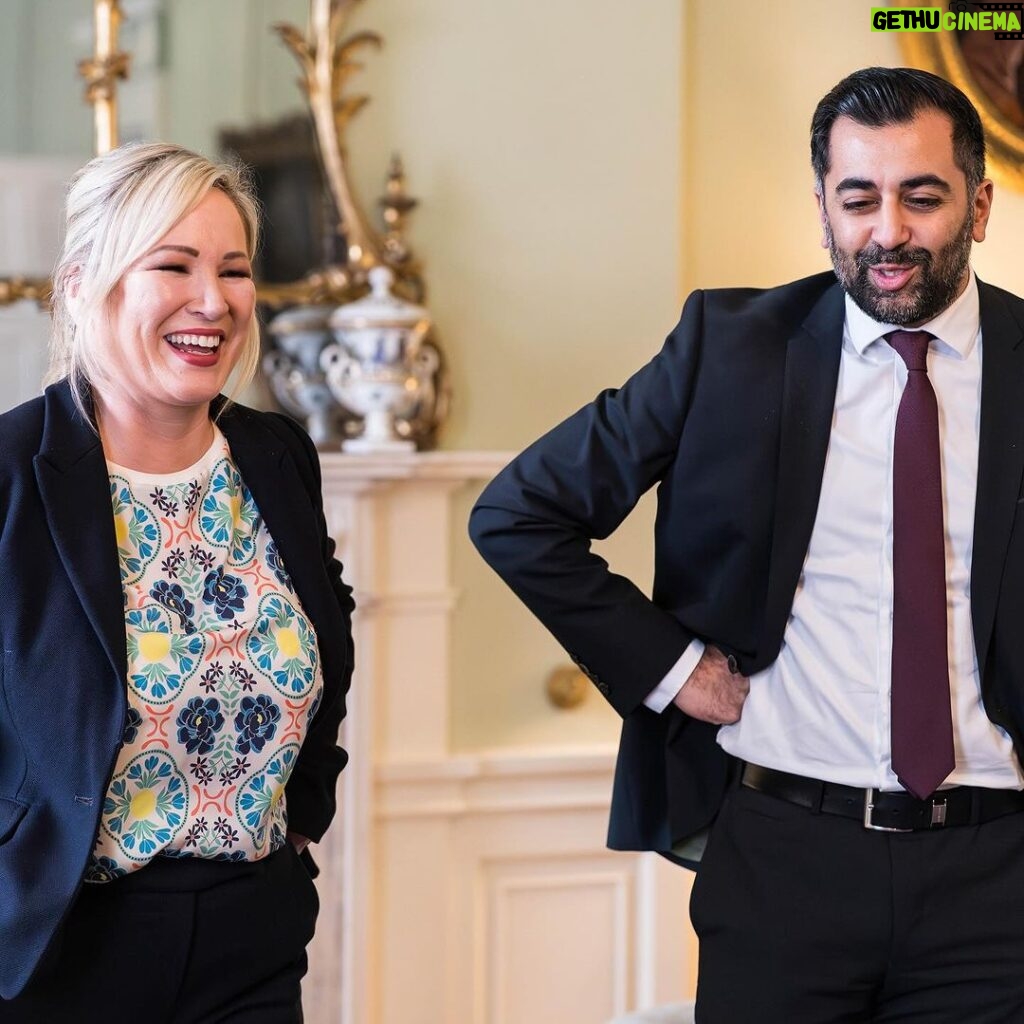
{"left": 470, "top": 271, "right": 1024, "bottom": 864}
{"left": 0, "top": 380, "right": 354, "bottom": 999}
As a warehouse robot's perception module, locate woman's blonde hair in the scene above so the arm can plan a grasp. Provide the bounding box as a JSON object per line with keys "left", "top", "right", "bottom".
{"left": 46, "top": 141, "right": 261, "bottom": 419}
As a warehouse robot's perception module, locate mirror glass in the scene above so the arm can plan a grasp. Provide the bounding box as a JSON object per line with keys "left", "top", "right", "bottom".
{"left": 0, "top": 0, "right": 310, "bottom": 160}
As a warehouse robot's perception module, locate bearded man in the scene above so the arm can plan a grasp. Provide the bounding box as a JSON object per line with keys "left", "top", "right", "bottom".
{"left": 471, "top": 67, "right": 1024, "bottom": 1022}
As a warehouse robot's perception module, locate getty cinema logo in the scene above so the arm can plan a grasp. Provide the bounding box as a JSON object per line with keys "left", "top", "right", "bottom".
{"left": 872, "top": 2, "right": 1024, "bottom": 35}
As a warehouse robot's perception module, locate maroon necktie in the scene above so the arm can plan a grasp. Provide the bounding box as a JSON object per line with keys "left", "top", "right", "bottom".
{"left": 887, "top": 330, "right": 955, "bottom": 799}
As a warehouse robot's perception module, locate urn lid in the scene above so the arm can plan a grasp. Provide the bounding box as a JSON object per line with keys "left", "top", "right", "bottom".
{"left": 267, "top": 304, "right": 335, "bottom": 337}
{"left": 329, "top": 266, "right": 429, "bottom": 332}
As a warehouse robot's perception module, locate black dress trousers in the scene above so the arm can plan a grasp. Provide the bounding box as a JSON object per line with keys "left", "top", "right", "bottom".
{"left": 690, "top": 783, "right": 1024, "bottom": 1024}
{"left": 0, "top": 843, "right": 319, "bottom": 1023}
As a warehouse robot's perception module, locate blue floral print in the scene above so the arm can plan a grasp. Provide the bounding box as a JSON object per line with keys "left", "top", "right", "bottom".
{"left": 151, "top": 580, "right": 197, "bottom": 633}
{"left": 219, "top": 756, "right": 251, "bottom": 786}
{"left": 150, "top": 486, "right": 179, "bottom": 517}
{"left": 109, "top": 479, "right": 160, "bottom": 583}
{"left": 234, "top": 695, "right": 281, "bottom": 755}
{"left": 213, "top": 815, "right": 240, "bottom": 847}
{"left": 200, "top": 461, "right": 259, "bottom": 564}
{"left": 265, "top": 540, "right": 293, "bottom": 590}
{"left": 176, "top": 697, "right": 225, "bottom": 754}
{"left": 246, "top": 594, "right": 317, "bottom": 697}
{"left": 307, "top": 690, "right": 322, "bottom": 725}
{"left": 85, "top": 856, "right": 128, "bottom": 883}
{"left": 97, "top": 431, "right": 325, "bottom": 879}
{"left": 102, "top": 753, "right": 188, "bottom": 859}
{"left": 122, "top": 706, "right": 143, "bottom": 745}
{"left": 125, "top": 606, "right": 205, "bottom": 702}
{"left": 202, "top": 567, "right": 248, "bottom": 621}
{"left": 199, "top": 661, "right": 224, "bottom": 693}
{"left": 236, "top": 745, "right": 298, "bottom": 850}
{"left": 161, "top": 548, "right": 186, "bottom": 578}
{"left": 190, "top": 543, "right": 215, "bottom": 570}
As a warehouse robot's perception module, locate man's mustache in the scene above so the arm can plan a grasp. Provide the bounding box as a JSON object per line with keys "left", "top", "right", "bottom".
{"left": 855, "top": 246, "right": 931, "bottom": 271}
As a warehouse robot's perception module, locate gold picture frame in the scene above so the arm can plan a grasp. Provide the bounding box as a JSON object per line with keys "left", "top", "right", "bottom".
{"left": 896, "top": 0, "right": 1024, "bottom": 190}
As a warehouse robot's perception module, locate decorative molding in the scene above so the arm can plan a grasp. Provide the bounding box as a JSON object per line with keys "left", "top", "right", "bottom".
{"left": 353, "top": 587, "right": 460, "bottom": 615}
{"left": 320, "top": 450, "right": 514, "bottom": 486}
{"left": 376, "top": 748, "right": 618, "bottom": 819}
{"left": 487, "top": 860, "right": 632, "bottom": 1024}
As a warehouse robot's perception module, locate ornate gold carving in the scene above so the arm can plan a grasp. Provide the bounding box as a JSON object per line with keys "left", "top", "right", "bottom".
{"left": 275, "top": 0, "right": 385, "bottom": 273}
{"left": 270, "top": 0, "right": 425, "bottom": 308}
{"left": 78, "top": 0, "right": 130, "bottom": 156}
{"left": 256, "top": 264, "right": 354, "bottom": 309}
{"left": 0, "top": 277, "right": 52, "bottom": 309}
{"left": 379, "top": 153, "right": 421, "bottom": 286}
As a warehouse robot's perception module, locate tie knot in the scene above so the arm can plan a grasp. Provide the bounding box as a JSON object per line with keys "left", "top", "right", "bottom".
{"left": 886, "top": 330, "right": 933, "bottom": 372}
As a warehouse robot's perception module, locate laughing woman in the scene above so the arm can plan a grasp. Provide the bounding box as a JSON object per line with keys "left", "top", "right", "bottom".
{"left": 0, "top": 143, "right": 354, "bottom": 1021}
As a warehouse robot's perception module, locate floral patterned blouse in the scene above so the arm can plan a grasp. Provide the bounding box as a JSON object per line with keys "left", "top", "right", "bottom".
{"left": 85, "top": 426, "right": 324, "bottom": 883}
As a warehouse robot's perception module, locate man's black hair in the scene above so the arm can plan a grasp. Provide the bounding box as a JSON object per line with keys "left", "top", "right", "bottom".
{"left": 811, "top": 66, "right": 985, "bottom": 192}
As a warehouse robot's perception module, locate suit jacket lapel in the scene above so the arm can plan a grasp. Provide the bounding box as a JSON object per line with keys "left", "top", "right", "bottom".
{"left": 757, "top": 282, "right": 845, "bottom": 667}
{"left": 33, "top": 382, "right": 127, "bottom": 682}
{"left": 971, "top": 281, "right": 1024, "bottom": 674}
{"left": 217, "top": 406, "right": 334, "bottom": 633}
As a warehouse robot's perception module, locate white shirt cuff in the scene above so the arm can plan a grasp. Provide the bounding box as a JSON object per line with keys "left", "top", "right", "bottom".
{"left": 642, "top": 639, "right": 706, "bottom": 713}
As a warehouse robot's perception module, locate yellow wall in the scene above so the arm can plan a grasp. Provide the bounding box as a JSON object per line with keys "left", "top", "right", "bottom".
{"left": 436, "top": 0, "right": 1024, "bottom": 750}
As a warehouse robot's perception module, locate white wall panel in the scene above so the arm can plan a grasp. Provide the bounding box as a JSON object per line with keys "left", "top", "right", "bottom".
{"left": 487, "top": 859, "right": 630, "bottom": 1024}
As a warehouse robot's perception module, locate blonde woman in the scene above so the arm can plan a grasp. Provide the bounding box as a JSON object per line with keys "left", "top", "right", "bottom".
{"left": 0, "top": 142, "right": 354, "bottom": 1021}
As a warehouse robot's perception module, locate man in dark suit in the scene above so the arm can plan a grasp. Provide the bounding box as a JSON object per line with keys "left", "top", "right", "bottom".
{"left": 470, "top": 67, "right": 1024, "bottom": 1021}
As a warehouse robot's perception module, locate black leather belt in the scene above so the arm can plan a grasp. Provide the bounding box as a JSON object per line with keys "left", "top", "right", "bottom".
{"left": 741, "top": 763, "right": 1024, "bottom": 832}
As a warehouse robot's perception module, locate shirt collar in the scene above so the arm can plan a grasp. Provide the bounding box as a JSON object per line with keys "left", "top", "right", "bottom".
{"left": 844, "top": 269, "right": 980, "bottom": 359}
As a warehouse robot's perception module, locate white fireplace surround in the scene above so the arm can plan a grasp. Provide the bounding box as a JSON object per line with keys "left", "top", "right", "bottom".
{"left": 306, "top": 451, "right": 697, "bottom": 1024}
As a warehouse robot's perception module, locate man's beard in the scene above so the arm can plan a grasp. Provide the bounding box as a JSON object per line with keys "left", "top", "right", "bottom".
{"left": 825, "top": 211, "right": 974, "bottom": 326}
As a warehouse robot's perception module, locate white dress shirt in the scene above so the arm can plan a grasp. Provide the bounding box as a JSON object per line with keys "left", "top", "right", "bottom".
{"left": 646, "top": 272, "right": 1024, "bottom": 791}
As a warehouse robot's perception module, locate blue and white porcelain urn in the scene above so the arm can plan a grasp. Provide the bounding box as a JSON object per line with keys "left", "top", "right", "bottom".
{"left": 263, "top": 304, "right": 338, "bottom": 447}
{"left": 322, "top": 266, "right": 432, "bottom": 453}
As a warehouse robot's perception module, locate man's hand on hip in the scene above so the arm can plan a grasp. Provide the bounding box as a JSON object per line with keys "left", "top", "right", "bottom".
{"left": 672, "top": 646, "right": 750, "bottom": 724}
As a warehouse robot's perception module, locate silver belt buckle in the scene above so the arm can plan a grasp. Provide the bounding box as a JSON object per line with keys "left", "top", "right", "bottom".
{"left": 863, "top": 789, "right": 914, "bottom": 832}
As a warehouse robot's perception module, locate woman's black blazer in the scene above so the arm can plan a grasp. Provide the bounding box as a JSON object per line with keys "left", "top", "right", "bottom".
{"left": 0, "top": 380, "right": 354, "bottom": 999}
